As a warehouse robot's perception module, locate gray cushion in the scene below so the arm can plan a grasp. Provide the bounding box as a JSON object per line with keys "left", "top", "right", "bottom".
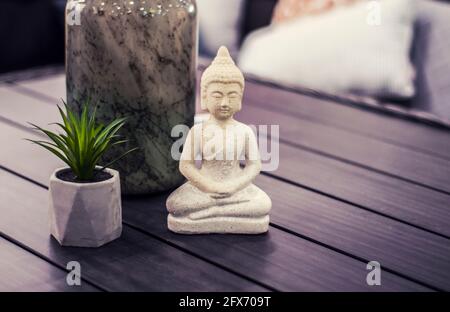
{"left": 410, "top": 0, "right": 450, "bottom": 121}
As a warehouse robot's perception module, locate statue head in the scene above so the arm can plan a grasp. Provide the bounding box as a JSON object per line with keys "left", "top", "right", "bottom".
{"left": 201, "top": 46, "right": 245, "bottom": 120}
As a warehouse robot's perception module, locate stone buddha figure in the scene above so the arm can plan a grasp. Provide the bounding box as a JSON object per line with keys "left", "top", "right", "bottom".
{"left": 166, "top": 46, "right": 272, "bottom": 234}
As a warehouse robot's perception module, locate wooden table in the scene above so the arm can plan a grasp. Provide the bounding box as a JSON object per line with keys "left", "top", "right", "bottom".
{"left": 1, "top": 66, "right": 450, "bottom": 292}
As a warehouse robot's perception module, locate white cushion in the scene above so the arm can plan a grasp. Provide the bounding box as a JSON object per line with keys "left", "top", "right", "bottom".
{"left": 238, "top": 0, "right": 417, "bottom": 99}
{"left": 197, "top": 0, "right": 246, "bottom": 57}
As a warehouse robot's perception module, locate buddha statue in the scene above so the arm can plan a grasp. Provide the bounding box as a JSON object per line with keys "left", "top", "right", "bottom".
{"left": 166, "top": 46, "right": 272, "bottom": 234}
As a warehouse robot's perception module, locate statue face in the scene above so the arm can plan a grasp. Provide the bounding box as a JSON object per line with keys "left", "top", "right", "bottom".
{"left": 205, "top": 82, "right": 242, "bottom": 120}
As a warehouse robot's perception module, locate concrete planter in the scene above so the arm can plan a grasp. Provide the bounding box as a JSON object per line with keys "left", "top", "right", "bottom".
{"left": 49, "top": 167, "right": 122, "bottom": 247}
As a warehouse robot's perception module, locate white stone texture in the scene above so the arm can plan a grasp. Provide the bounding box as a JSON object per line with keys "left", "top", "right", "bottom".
{"left": 49, "top": 167, "right": 122, "bottom": 247}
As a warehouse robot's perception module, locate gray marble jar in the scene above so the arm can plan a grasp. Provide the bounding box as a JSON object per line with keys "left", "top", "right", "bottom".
{"left": 65, "top": 0, "right": 197, "bottom": 194}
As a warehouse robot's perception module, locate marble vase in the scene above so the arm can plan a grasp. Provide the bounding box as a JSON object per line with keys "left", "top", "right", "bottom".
{"left": 65, "top": 0, "right": 198, "bottom": 194}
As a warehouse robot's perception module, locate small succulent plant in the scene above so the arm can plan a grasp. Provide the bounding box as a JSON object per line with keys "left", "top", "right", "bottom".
{"left": 27, "top": 100, "right": 137, "bottom": 181}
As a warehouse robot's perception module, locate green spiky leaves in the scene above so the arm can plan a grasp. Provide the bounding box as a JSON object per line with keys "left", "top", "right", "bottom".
{"left": 27, "top": 100, "right": 138, "bottom": 181}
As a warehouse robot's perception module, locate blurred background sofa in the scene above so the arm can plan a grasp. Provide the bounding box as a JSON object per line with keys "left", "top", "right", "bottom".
{"left": 0, "top": 0, "right": 449, "bottom": 125}
{"left": 0, "top": 0, "right": 65, "bottom": 73}
{"left": 0, "top": 0, "right": 274, "bottom": 73}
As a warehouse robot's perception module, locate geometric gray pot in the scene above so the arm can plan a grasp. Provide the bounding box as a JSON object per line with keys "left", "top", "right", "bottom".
{"left": 49, "top": 167, "right": 122, "bottom": 247}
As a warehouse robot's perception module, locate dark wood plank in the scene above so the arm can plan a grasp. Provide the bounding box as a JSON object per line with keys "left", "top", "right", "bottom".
{"left": 0, "top": 168, "right": 266, "bottom": 291}
{"left": 0, "top": 66, "right": 64, "bottom": 84}
{"left": 0, "top": 104, "right": 429, "bottom": 291}
{"left": 236, "top": 102, "right": 450, "bottom": 194}
{"left": 0, "top": 237, "right": 98, "bottom": 292}
{"left": 0, "top": 169, "right": 427, "bottom": 292}
{"left": 256, "top": 175, "right": 450, "bottom": 291}
{"left": 242, "top": 79, "right": 450, "bottom": 160}
{"left": 12, "top": 74, "right": 66, "bottom": 103}
{"left": 13, "top": 73, "right": 450, "bottom": 161}
{"left": 269, "top": 142, "right": 450, "bottom": 239}
{"left": 0, "top": 86, "right": 62, "bottom": 134}
{"left": 0, "top": 168, "right": 265, "bottom": 291}
{"left": 124, "top": 196, "right": 431, "bottom": 291}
